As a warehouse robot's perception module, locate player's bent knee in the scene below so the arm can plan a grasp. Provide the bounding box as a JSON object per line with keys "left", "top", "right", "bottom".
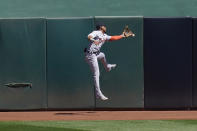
{"left": 100, "top": 52, "right": 105, "bottom": 58}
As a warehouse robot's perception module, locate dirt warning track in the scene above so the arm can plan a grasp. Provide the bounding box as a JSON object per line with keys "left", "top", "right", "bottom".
{"left": 0, "top": 111, "right": 197, "bottom": 121}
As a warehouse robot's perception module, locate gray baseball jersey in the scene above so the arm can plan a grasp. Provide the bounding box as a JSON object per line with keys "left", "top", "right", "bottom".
{"left": 87, "top": 30, "right": 111, "bottom": 52}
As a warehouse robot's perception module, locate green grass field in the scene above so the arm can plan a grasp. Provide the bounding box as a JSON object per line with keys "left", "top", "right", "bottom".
{"left": 1, "top": 120, "right": 197, "bottom": 131}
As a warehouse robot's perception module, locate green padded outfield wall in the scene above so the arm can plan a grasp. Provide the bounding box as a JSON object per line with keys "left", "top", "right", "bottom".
{"left": 0, "top": 18, "right": 47, "bottom": 110}
{"left": 94, "top": 17, "right": 144, "bottom": 108}
{"left": 47, "top": 17, "right": 95, "bottom": 109}
{"left": 0, "top": 0, "right": 197, "bottom": 17}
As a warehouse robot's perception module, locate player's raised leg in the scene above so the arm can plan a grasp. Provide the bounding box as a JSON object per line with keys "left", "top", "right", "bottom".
{"left": 97, "top": 52, "right": 117, "bottom": 72}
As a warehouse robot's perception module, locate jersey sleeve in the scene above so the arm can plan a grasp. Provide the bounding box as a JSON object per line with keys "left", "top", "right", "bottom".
{"left": 105, "top": 34, "right": 111, "bottom": 41}
{"left": 88, "top": 31, "right": 97, "bottom": 38}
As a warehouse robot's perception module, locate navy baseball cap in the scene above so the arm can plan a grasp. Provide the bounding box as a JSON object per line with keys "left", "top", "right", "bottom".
{"left": 96, "top": 23, "right": 105, "bottom": 30}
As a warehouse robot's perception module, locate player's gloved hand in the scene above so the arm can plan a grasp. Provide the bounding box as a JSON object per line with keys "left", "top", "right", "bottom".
{"left": 122, "top": 25, "right": 135, "bottom": 38}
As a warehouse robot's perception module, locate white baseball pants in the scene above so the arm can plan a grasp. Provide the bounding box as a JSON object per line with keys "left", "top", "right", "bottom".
{"left": 85, "top": 52, "right": 109, "bottom": 98}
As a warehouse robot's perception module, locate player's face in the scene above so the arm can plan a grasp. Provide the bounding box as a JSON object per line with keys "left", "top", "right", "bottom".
{"left": 101, "top": 26, "right": 107, "bottom": 33}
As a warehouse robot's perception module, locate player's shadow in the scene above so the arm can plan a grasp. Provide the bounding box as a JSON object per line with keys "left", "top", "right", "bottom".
{"left": 55, "top": 112, "right": 96, "bottom": 116}
{"left": 55, "top": 113, "right": 77, "bottom": 115}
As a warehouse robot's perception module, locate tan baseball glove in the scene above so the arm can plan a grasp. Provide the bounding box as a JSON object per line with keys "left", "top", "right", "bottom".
{"left": 123, "top": 25, "right": 135, "bottom": 37}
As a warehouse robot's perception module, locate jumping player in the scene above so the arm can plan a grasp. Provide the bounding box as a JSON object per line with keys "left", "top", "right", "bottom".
{"left": 84, "top": 24, "right": 134, "bottom": 100}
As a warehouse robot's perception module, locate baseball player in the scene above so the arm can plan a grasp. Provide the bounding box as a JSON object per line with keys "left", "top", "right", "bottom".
{"left": 84, "top": 24, "right": 134, "bottom": 100}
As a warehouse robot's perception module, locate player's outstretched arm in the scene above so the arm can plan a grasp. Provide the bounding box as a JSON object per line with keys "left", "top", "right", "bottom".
{"left": 109, "top": 26, "right": 135, "bottom": 41}
{"left": 109, "top": 35, "right": 124, "bottom": 41}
